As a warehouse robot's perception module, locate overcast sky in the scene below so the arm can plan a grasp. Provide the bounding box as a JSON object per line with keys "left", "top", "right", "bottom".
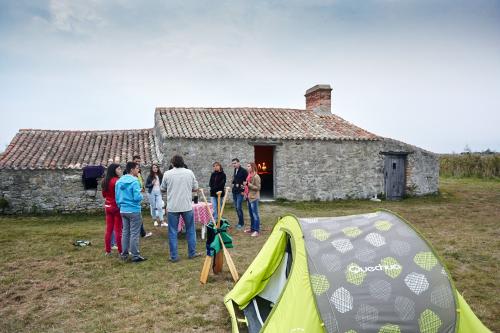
{"left": 0, "top": 0, "right": 499, "bottom": 154}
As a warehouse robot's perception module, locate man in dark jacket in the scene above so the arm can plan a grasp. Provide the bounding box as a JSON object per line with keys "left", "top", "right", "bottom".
{"left": 231, "top": 158, "right": 248, "bottom": 230}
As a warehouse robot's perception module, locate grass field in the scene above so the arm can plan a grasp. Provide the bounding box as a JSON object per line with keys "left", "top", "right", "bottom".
{"left": 1, "top": 177, "right": 499, "bottom": 332}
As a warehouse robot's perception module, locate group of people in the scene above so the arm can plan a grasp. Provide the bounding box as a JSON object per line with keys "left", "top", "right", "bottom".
{"left": 101, "top": 155, "right": 262, "bottom": 263}
{"left": 101, "top": 155, "right": 151, "bottom": 262}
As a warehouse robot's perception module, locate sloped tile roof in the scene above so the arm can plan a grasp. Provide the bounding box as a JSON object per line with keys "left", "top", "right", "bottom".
{"left": 0, "top": 129, "right": 159, "bottom": 170}
{"left": 156, "top": 107, "right": 379, "bottom": 141}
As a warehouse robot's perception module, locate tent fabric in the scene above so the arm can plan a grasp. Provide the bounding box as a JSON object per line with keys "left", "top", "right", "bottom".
{"left": 224, "top": 222, "right": 287, "bottom": 309}
{"left": 457, "top": 293, "right": 490, "bottom": 333}
{"left": 258, "top": 252, "right": 289, "bottom": 304}
{"left": 224, "top": 215, "right": 324, "bottom": 333}
{"left": 224, "top": 211, "right": 491, "bottom": 333}
{"left": 299, "top": 211, "right": 457, "bottom": 332}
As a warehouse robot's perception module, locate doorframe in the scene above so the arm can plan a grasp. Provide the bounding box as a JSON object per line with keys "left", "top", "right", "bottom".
{"left": 251, "top": 143, "right": 279, "bottom": 200}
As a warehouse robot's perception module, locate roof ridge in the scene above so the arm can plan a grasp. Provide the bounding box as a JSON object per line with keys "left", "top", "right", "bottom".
{"left": 155, "top": 107, "right": 306, "bottom": 112}
{"left": 19, "top": 128, "right": 154, "bottom": 133}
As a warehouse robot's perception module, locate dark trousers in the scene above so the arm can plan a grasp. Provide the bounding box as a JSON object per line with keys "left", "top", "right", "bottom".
{"left": 232, "top": 192, "right": 244, "bottom": 226}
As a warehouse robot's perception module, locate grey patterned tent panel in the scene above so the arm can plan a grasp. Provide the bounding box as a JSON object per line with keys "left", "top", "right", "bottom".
{"left": 299, "top": 211, "right": 457, "bottom": 333}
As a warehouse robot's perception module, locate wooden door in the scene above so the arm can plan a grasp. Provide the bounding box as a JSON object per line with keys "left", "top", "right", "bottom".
{"left": 384, "top": 155, "right": 406, "bottom": 200}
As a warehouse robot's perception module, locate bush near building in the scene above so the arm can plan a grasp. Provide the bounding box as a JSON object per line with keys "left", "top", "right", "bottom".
{"left": 440, "top": 153, "right": 499, "bottom": 178}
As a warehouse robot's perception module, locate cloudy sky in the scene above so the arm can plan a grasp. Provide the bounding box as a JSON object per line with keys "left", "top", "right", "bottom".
{"left": 0, "top": 0, "right": 499, "bottom": 153}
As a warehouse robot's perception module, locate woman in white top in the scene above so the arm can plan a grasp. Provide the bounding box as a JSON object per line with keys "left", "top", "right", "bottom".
{"left": 145, "top": 163, "right": 166, "bottom": 226}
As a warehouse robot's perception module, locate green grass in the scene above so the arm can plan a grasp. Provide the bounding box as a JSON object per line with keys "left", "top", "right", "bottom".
{"left": 1, "top": 177, "right": 499, "bottom": 332}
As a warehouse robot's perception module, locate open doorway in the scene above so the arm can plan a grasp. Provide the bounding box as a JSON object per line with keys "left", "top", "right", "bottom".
{"left": 254, "top": 145, "right": 274, "bottom": 200}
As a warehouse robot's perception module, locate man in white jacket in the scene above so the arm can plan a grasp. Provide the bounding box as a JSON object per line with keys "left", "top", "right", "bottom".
{"left": 161, "top": 155, "right": 200, "bottom": 262}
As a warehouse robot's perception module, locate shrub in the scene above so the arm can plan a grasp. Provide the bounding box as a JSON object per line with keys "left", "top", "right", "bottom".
{"left": 440, "top": 154, "right": 500, "bottom": 178}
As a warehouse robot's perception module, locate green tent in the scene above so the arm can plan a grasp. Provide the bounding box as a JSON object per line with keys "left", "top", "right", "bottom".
{"left": 224, "top": 210, "right": 491, "bottom": 333}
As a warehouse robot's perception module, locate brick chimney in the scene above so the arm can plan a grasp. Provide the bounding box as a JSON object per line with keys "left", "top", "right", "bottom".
{"left": 305, "top": 84, "right": 332, "bottom": 115}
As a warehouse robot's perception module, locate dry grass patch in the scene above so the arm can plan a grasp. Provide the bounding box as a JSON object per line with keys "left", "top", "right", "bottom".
{"left": 0, "top": 177, "right": 498, "bottom": 332}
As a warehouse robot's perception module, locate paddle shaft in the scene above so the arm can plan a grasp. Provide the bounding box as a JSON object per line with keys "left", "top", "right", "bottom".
{"left": 198, "top": 188, "right": 238, "bottom": 282}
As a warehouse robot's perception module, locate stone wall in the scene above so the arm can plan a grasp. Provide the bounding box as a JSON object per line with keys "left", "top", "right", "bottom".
{"left": 378, "top": 138, "right": 439, "bottom": 196}
{"left": 0, "top": 169, "right": 105, "bottom": 214}
{"left": 0, "top": 137, "right": 438, "bottom": 214}
{"left": 274, "top": 140, "right": 384, "bottom": 200}
{"left": 157, "top": 137, "right": 439, "bottom": 201}
{"left": 275, "top": 139, "right": 438, "bottom": 200}
{"left": 156, "top": 137, "right": 254, "bottom": 195}
{"left": 0, "top": 169, "right": 161, "bottom": 214}
{"left": 402, "top": 145, "right": 440, "bottom": 195}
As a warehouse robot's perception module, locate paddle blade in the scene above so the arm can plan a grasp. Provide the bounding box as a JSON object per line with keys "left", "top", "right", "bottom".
{"left": 213, "top": 251, "right": 224, "bottom": 274}
{"left": 223, "top": 246, "right": 239, "bottom": 282}
{"left": 199, "top": 256, "right": 212, "bottom": 284}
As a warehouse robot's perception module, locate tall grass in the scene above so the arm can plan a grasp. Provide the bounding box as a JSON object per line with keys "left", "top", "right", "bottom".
{"left": 440, "top": 153, "right": 500, "bottom": 178}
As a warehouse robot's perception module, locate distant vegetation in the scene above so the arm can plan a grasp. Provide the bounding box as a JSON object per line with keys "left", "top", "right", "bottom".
{"left": 440, "top": 148, "right": 499, "bottom": 178}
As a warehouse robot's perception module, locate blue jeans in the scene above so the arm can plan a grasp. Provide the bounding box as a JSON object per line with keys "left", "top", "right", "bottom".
{"left": 247, "top": 199, "right": 260, "bottom": 232}
{"left": 121, "top": 212, "right": 142, "bottom": 259}
{"left": 211, "top": 197, "right": 219, "bottom": 222}
{"left": 149, "top": 189, "right": 164, "bottom": 221}
{"left": 232, "top": 192, "right": 244, "bottom": 226}
{"left": 167, "top": 210, "right": 197, "bottom": 260}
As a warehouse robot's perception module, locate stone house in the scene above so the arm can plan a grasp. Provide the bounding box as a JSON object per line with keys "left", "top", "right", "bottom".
{"left": 0, "top": 84, "right": 438, "bottom": 214}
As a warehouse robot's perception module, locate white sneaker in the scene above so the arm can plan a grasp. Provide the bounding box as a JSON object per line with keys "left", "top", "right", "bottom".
{"left": 161, "top": 222, "right": 168, "bottom": 227}
{"left": 145, "top": 232, "right": 153, "bottom": 238}
{"left": 154, "top": 221, "right": 159, "bottom": 227}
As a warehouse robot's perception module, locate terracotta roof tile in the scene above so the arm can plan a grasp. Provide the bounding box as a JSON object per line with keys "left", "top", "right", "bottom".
{"left": 156, "top": 107, "right": 379, "bottom": 141}
{"left": 1, "top": 108, "right": 380, "bottom": 170}
{"left": 0, "top": 129, "right": 159, "bottom": 170}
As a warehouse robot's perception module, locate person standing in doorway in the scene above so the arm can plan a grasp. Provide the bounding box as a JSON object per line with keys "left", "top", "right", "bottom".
{"left": 209, "top": 161, "right": 226, "bottom": 222}
{"left": 231, "top": 158, "right": 248, "bottom": 230}
{"left": 244, "top": 162, "right": 261, "bottom": 237}
{"left": 161, "top": 155, "right": 200, "bottom": 262}
{"left": 115, "top": 162, "right": 147, "bottom": 262}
